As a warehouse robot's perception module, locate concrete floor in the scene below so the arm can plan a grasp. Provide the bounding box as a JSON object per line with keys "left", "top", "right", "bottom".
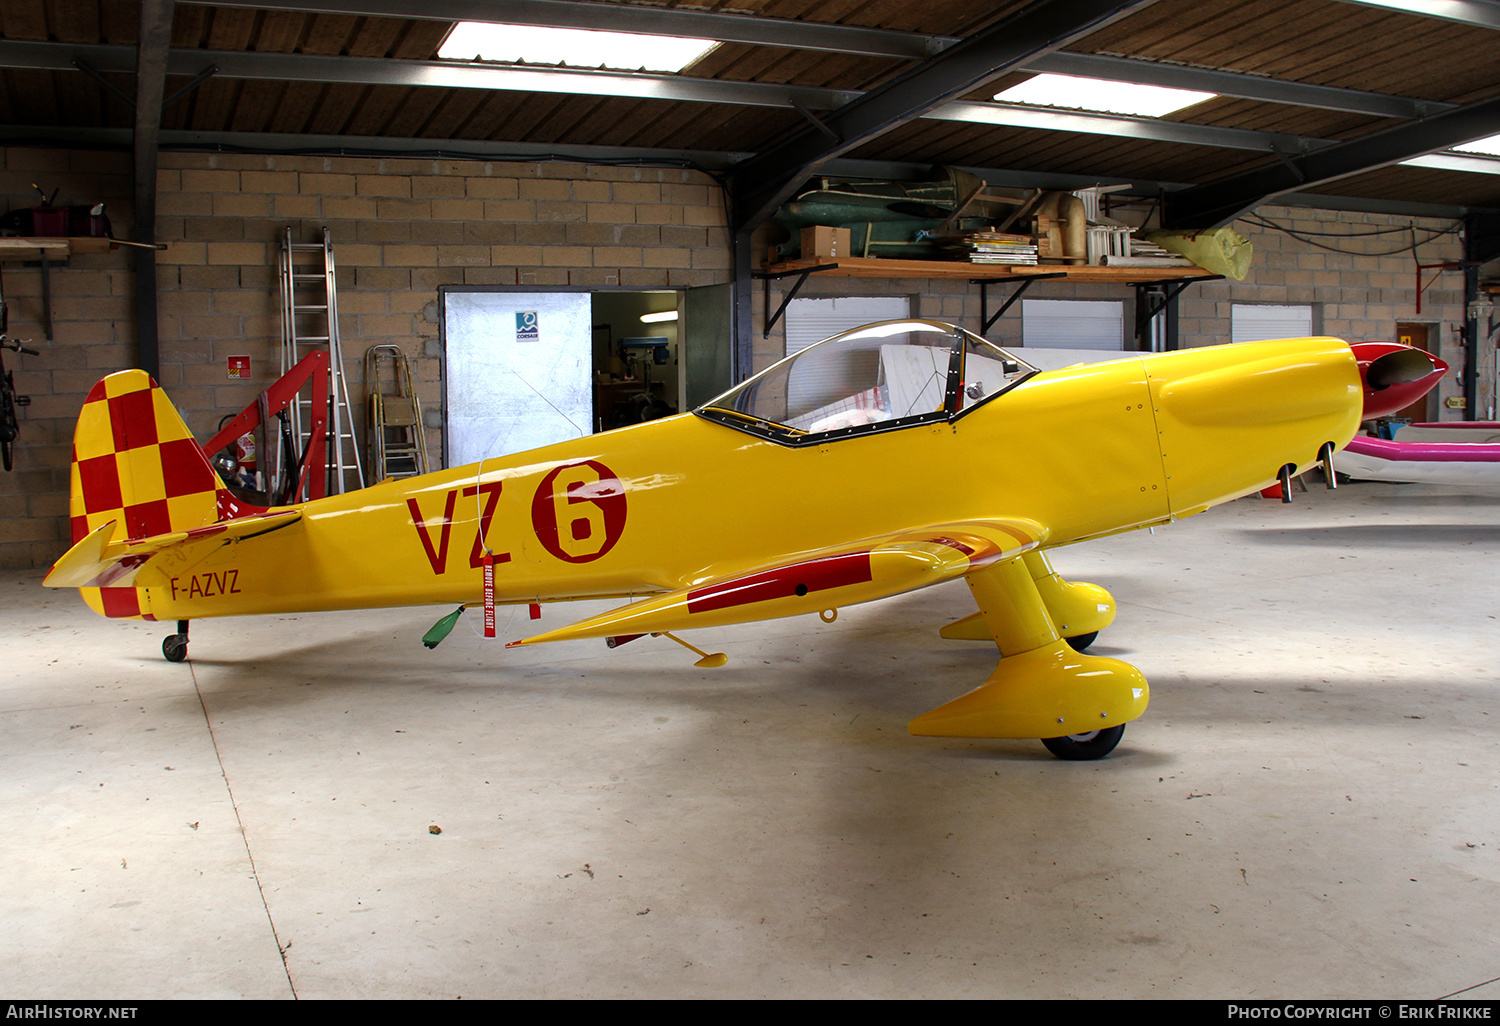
{"left": 2, "top": 479, "right": 1499, "bottom": 1000}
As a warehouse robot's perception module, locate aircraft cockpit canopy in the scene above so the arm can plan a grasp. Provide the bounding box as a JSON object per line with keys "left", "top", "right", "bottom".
{"left": 696, "top": 319, "right": 1037, "bottom": 446}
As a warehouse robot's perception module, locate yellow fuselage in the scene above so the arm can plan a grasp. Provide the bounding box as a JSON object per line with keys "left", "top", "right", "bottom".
{"left": 140, "top": 336, "right": 1361, "bottom": 621}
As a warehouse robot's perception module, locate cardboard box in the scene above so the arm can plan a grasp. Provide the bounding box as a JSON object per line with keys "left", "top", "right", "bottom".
{"left": 802, "top": 225, "right": 852, "bottom": 259}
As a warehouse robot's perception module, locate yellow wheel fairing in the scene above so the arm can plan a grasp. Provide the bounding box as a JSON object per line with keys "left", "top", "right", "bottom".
{"left": 908, "top": 640, "right": 1149, "bottom": 739}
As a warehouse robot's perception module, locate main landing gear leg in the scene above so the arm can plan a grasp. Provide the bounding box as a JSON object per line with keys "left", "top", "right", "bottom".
{"left": 937, "top": 550, "right": 1116, "bottom": 654}
{"left": 910, "top": 555, "right": 1147, "bottom": 760}
{"left": 163, "top": 620, "right": 189, "bottom": 662}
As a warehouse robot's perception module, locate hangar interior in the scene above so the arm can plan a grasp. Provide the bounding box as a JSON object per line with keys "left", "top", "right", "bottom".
{"left": 2, "top": 0, "right": 1500, "bottom": 1000}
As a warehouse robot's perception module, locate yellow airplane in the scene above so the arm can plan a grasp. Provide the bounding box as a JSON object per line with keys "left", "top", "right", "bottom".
{"left": 44, "top": 320, "right": 1361, "bottom": 759}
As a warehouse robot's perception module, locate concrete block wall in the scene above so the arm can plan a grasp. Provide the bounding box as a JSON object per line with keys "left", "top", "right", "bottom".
{"left": 1197, "top": 205, "right": 1480, "bottom": 418}
{"left": 0, "top": 148, "right": 136, "bottom": 570}
{"left": 152, "top": 151, "right": 730, "bottom": 452}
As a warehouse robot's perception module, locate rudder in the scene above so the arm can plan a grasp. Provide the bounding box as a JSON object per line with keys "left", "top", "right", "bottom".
{"left": 68, "top": 370, "right": 226, "bottom": 619}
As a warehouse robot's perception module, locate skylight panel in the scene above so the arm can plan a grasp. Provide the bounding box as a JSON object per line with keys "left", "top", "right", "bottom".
{"left": 1348, "top": 1, "right": 1472, "bottom": 16}
{"left": 1454, "top": 133, "right": 1500, "bottom": 156}
{"left": 993, "top": 73, "right": 1215, "bottom": 118}
{"left": 1401, "top": 153, "right": 1500, "bottom": 175}
{"left": 438, "top": 22, "right": 719, "bottom": 73}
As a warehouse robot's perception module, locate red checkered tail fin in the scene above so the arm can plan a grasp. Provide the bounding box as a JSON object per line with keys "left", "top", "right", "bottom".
{"left": 68, "top": 370, "right": 226, "bottom": 547}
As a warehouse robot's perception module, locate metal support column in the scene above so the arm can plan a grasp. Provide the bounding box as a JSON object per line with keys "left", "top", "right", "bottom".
{"left": 1132, "top": 276, "right": 1222, "bottom": 351}
{"left": 732, "top": 230, "right": 754, "bottom": 384}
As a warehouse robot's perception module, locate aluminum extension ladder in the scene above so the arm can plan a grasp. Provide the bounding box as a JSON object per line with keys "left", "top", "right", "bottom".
{"left": 278, "top": 226, "right": 364, "bottom": 495}
{"left": 364, "top": 344, "right": 430, "bottom": 483}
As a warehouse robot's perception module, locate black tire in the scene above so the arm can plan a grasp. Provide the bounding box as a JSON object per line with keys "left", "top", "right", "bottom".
{"left": 1041, "top": 724, "right": 1125, "bottom": 760}
{"left": 1065, "top": 631, "right": 1099, "bottom": 652}
{"left": 162, "top": 635, "right": 188, "bottom": 662}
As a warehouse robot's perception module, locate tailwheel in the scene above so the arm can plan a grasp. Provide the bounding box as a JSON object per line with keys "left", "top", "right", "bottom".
{"left": 1042, "top": 724, "right": 1125, "bottom": 761}
{"left": 1064, "top": 631, "right": 1099, "bottom": 652}
{"left": 162, "top": 620, "right": 190, "bottom": 663}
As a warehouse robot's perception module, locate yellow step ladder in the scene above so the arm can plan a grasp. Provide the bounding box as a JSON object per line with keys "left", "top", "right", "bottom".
{"left": 364, "top": 344, "right": 430, "bottom": 483}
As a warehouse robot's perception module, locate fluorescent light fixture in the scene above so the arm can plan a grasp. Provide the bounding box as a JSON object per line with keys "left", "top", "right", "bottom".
{"left": 1401, "top": 153, "right": 1500, "bottom": 175}
{"left": 438, "top": 22, "right": 718, "bottom": 73}
{"left": 1455, "top": 132, "right": 1500, "bottom": 156}
{"left": 993, "top": 73, "right": 1215, "bottom": 117}
{"left": 640, "top": 310, "right": 679, "bottom": 324}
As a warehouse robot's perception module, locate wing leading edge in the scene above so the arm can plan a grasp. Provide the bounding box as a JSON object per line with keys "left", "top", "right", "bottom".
{"left": 507, "top": 518, "right": 1046, "bottom": 649}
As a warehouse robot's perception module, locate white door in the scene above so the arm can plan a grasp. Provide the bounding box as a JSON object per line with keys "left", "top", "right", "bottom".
{"left": 782, "top": 296, "right": 912, "bottom": 416}
{"left": 443, "top": 290, "right": 592, "bottom": 467}
{"left": 1232, "top": 303, "right": 1315, "bottom": 344}
{"left": 785, "top": 295, "right": 911, "bottom": 356}
{"left": 1021, "top": 299, "right": 1125, "bottom": 349}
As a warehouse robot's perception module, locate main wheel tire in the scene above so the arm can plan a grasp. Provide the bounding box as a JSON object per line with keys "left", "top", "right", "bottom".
{"left": 1041, "top": 723, "right": 1125, "bottom": 760}
{"left": 162, "top": 634, "right": 188, "bottom": 662}
{"left": 1065, "top": 631, "right": 1099, "bottom": 652}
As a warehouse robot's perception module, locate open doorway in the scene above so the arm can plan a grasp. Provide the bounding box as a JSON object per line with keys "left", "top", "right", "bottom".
{"left": 591, "top": 291, "right": 682, "bottom": 431}
{"left": 1394, "top": 322, "right": 1438, "bottom": 422}
{"left": 441, "top": 286, "right": 732, "bottom": 466}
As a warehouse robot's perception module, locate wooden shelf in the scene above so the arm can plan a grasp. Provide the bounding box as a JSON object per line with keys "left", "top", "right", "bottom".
{"left": 0, "top": 236, "right": 117, "bottom": 259}
{"left": 761, "top": 255, "right": 1216, "bottom": 283}
{"left": 755, "top": 255, "right": 1224, "bottom": 341}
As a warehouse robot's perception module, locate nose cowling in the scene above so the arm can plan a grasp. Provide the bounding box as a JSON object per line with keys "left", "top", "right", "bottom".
{"left": 1350, "top": 341, "right": 1448, "bottom": 419}
{"left": 1146, "top": 337, "right": 1363, "bottom": 516}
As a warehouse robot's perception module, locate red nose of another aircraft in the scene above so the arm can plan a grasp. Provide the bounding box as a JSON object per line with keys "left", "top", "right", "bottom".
{"left": 1351, "top": 341, "right": 1448, "bottom": 419}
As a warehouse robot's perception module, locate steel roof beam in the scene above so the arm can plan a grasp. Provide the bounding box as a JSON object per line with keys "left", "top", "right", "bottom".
{"left": 0, "top": 124, "right": 753, "bottom": 171}
{"left": 728, "top": 0, "right": 1162, "bottom": 232}
{"left": 1025, "top": 52, "right": 1455, "bottom": 120}
{"left": 929, "top": 101, "right": 1333, "bottom": 153}
{"left": 1, "top": 122, "right": 1487, "bottom": 220}
{"left": 0, "top": 40, "right": 860, "bottom": 111}
{"left": 133, "top": 0, "right": 174, "bottom": 379}
{"left": 0, "top": 38, "right": 1354, "bottom": 160}
{"left": 5, "top": 37, "right": 1451, "bottom": 125}
{"left": 5, "top": 37, "right": 1473, "bottom": 172}
{"left": 188, "top": 0, "right": 1462, "bottom": 122}
{"left": 1165, "top": 92, "right": 1500, "bottom": 228}
{"left": 189, "top": 0, "right": 959, "bottom": 59}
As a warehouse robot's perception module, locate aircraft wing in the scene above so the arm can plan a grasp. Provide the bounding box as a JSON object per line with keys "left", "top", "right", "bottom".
{"left": 507, "top": 518, "right": 1045, "bottom": 649}
{"left": 43, "top": 510, "right": 303, "bottom": 589}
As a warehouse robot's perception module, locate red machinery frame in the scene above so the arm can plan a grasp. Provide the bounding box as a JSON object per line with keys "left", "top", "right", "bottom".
{"left": 199, "top": 351, "right": 330, "bottom": 502}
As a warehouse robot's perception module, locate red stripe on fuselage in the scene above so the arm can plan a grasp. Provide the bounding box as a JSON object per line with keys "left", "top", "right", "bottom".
{"left": 687, "top": 553, "right": 874, "bottom": 615}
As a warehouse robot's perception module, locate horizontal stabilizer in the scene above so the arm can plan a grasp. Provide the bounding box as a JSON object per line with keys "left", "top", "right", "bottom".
{"left": 43, "top": 510, "right": 301, "bottom": 589}
{"left": 508, "top": 519, "right": 1044, "bottom": 649}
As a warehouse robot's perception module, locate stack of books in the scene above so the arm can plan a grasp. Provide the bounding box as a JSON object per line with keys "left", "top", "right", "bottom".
{"left": 937, "top": 231, "right": 1041, "bottom": 264}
